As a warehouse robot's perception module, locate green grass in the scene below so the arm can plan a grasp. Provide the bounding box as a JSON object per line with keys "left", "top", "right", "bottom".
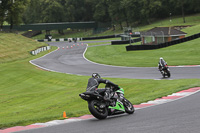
{"left": 0, "top": 33, "right": 48, "bottom": 63}
{"left": 85, "top": 38, "right": 200, "bottom": 67}
{"left": 85, "top": 25, "right": 200, "bottom": 67}
{"left": 137, "top": 13, "right": 200, "bottom": 31}
{"left": 0, "top": 58, "right": 200, "bottom": 128}
{"left": 0, "top": 33, "right": 200, "bottom": 129}
{"left": 182, "top": 24, "right": 200, "bottom": 36}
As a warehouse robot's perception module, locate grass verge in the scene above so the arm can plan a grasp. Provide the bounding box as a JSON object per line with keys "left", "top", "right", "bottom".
{"left": 1, "top": 58, "right": 200, "bottom": 128}
{"left": 85, "top": 37, "right": 200, "bottom": 67}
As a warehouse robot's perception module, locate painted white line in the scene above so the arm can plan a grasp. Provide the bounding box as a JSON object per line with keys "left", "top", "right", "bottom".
{"left": 83, "top": 44, "right": 155, "bottom": 69}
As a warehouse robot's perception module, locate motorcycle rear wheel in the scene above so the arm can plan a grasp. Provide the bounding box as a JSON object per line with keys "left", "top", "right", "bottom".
{"left": 88, "top": 100, "right": 108, "bottom": 119}
{"left": 123, "top": 98, "right": 135, "bottom": 114}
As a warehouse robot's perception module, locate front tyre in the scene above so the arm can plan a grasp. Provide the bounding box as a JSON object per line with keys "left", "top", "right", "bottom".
{"left": 166, "top": 70, "right": 171, "bottom": 77}
{"left": 123, "top": 98, "right": 135, "bottom": 114}
{"left": 88, "top": 100, "right": 108, "bottom": 119}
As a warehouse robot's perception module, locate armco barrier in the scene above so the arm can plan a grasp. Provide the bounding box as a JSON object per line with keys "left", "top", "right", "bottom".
{"left": 36, "top": 34, "right": 124, "bottom": 42}
{"left": 37, "top": 38, "right": 81, "bottom": 42}
{"left": 30, "top": 46, "right": 51, "bottom": 55}
{"left": 36, "top": 34, "right": 141, "bottom": 42}
{"left": 82, "top": 34, "right": 121, "bottom": 40}
{"left": 194, "top": 33, "right": 200, "bottom": 38}
{"left": 111, "top": 38, "right": 141, "bottom": 45}
{"left": 82, "top": 34, "right": 140, "bottom": 40}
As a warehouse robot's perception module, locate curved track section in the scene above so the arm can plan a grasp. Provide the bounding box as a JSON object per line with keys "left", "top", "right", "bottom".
{"left": 17, "top": 90, "right": 200, "bottom": 133}
{"left": 31, "top": 41, "right": 200, "bottom": 79}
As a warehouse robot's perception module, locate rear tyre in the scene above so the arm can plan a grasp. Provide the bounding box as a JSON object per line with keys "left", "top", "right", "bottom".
{"left": 123, "top": 98, "right": 135, "bottom": 114}
{"left": 88, "top": 100, "right": 108, "bottom": 119}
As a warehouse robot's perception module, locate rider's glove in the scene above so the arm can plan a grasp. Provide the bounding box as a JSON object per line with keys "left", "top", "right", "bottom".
{"left": 115, "top": 85, "right": 120, "bottom": 90}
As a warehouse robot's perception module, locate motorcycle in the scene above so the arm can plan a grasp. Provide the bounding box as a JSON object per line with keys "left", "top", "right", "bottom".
{"left": 159, "top": 63, "right": 171, "bottom": 78}
{"left": 79, "top": 84, "right": 135, "bottom": 119}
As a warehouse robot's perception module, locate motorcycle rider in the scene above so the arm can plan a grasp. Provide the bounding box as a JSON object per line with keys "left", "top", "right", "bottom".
{"left": 158, "top": 57, "right": 167, "bottom": 72}
{"left": 86, "top": 73, "right": 120, "bottom": 102}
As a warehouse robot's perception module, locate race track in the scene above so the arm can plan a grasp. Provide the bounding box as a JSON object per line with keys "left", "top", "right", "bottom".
{"left": 19, "top": 90, "right": 200, "bottom": 133}
{"left": 31, "top": 41, "right": 200, "bottom": 79}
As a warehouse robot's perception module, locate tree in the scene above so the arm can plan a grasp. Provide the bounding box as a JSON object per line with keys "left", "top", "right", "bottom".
{"left": 107, "top": 0, "right": 124, "bottom": 29}
{"left": 189, "top": 0, "right": 200, "bottom": 12}
{"left": 40, "top": 0, "right": 65, "bottom": 23}
{"left": 93, "top": 0, "right": 111, "bottom": 22}
{"left": 169, "top": 0, "right": 196, "bottom": 23}
{"left": 2, "top": 0, "right": 200, "bottom": 31}
{"left": 0, "top": 0, "right": 8, "bottom": 29}
{"left": 139, "top": 0, "right": 162, "bottom": 24}
{"left": 6, "top": 0, "right": 29, "bottom": 29}
{"left": 23, "top": 0, "right": 43, "bottom": 24}
{"left": 120, "top": 0, "right": 142, "bottom": 26}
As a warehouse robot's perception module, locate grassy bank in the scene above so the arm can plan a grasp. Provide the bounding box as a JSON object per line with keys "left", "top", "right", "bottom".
{"left": 0, "top": 33, "right": 48, "bottom": 63}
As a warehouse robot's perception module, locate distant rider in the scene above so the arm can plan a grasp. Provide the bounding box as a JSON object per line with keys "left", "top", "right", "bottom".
{"left": 86, "top": 73, "right": 120, "bottom": 102}
{"left": 158, "top": 57, "right": 167, "bottom": 71}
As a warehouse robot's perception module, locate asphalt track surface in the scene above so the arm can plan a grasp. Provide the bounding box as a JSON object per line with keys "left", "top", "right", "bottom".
{"left": 17, "top": 91, "right": 200, "bottom": 133}
{"left": 21, "top": 41, "right": 200, "bottom": 133}
{"left": 31, "top": 41, "right": 200, "bottom": 79}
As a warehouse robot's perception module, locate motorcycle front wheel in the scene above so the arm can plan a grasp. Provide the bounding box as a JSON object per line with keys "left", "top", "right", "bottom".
{"left": 88, "top": 100, "right": 108, "bottom": 119}
{"left": 166, "top": 70, "right": 171, "bottom": 77}
{"left": 123, "top": 98, "right": 135, "bottom": 114}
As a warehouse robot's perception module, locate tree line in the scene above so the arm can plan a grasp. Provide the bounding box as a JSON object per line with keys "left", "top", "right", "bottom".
{"left": 0, "top": 0, "right": 200, "bottom": 30}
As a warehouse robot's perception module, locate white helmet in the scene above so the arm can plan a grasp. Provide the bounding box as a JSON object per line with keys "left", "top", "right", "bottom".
{"left": 92, "top": 73, "right": 101, "bottom": 78}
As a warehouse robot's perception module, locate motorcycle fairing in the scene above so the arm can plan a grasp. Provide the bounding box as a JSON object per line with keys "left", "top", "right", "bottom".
{"left": 108, "top": 99, "right": 125, "bottom": 112}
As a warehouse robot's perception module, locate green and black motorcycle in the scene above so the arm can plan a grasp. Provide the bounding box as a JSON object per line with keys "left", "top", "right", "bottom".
{"left": 79, "top": 84, "right": 135, "bottom": 119}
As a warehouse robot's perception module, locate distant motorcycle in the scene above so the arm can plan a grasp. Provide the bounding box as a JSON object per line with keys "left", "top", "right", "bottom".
{"left": 79, "top": 84, "right": 135, "bottom": 119}
{"left": 158, "top": 58, "right": 171, "bottom": 78}
{"left": 159, "top": 64, "right": 171, "bottom": 78}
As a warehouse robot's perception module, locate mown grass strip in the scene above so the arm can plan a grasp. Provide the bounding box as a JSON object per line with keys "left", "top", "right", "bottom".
{"left": 85, "top": 37, "right": 200, "bottom": 67}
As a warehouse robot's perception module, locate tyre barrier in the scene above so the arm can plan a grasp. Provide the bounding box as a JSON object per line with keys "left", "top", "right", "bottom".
{"left": 36, "top": 35, "right": 122, "bottom": 42}
{"left": 37, "top": 38, "right": 83, "bottom": 42}
{"left": 82, "top": 34, "right": 121, "bottom": 40}
{"left": 82, "top": 34, "right": 140, "bottom": 40}
{"left": 36, "top": 34, "right": 141, "bottom": 42}
{"left": 126, "top": 33, "right": 200, "bottom": 51}
{"left": 112, "top": 38, "right": 141, "bottom": 45}
{"left": 30, "top": 46, "right": 51, "bottom": 55}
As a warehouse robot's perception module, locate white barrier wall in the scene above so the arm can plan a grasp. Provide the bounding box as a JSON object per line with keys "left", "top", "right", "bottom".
{"left": 30, "top": 46, "right": 51, "bottom": 55}
{"left": 36, "top": 38, "right": 82, "bottom": 42}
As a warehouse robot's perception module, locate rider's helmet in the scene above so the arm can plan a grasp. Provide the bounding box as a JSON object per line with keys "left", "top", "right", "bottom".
{"left": 92, "top": 73, "right": 101, "bottom": 78}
